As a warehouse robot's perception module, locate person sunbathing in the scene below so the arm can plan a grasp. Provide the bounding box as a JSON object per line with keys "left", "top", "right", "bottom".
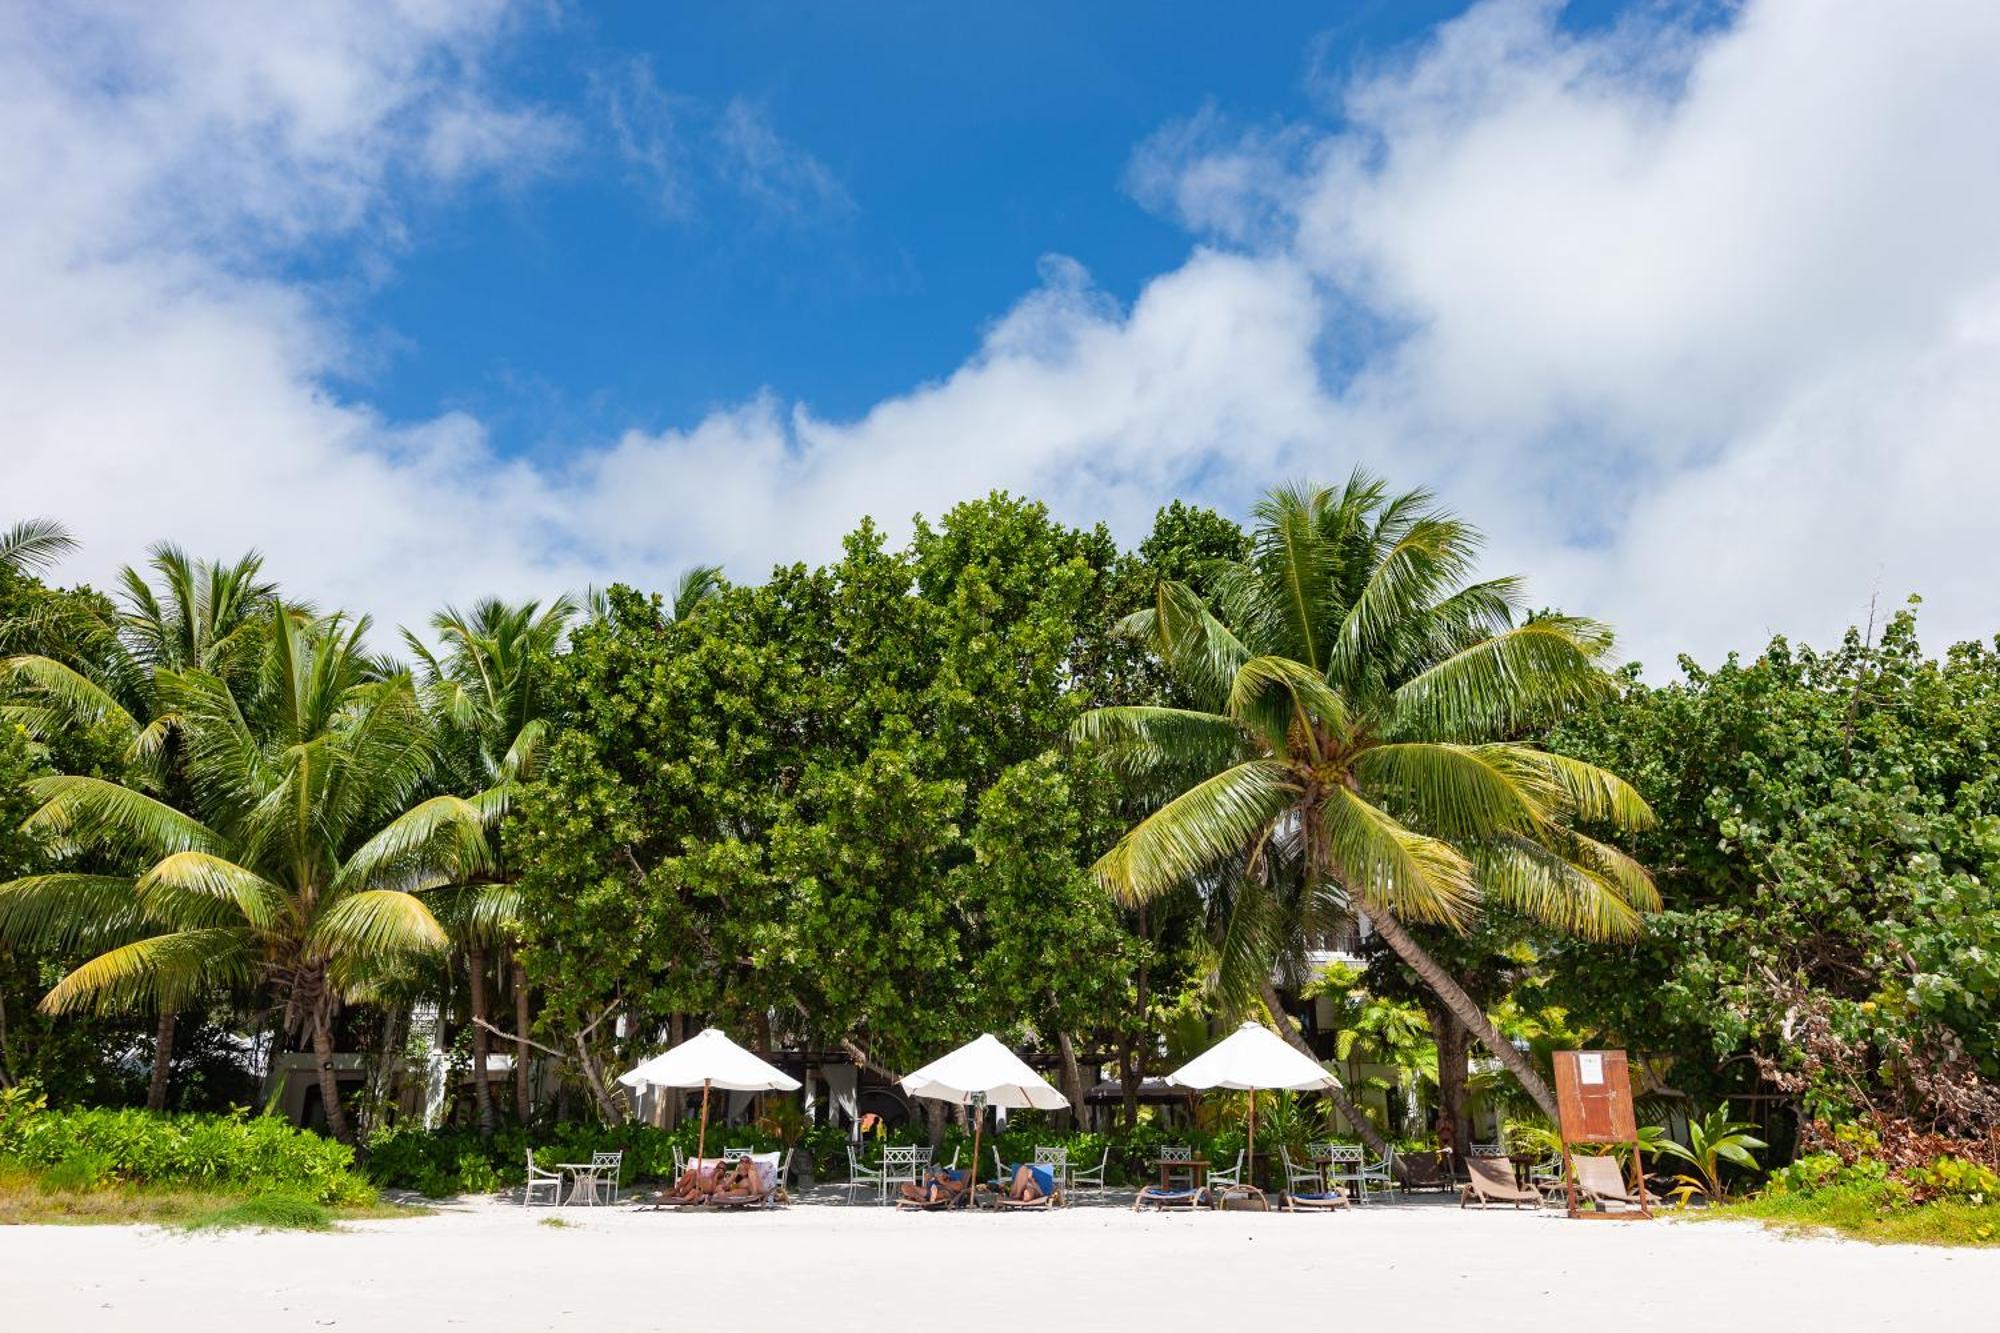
{"left": 1005, "top": 1162, "right": 1052, "bottom": 1202}
{"left": 899, "top": 1167, "right": 968, "bottom": 1205}
{"left": 711, "top": 1157, "right": 767, "bottom": 1202}
{"left": 667, "top": 1159, "right": 718, "bottom": 1201}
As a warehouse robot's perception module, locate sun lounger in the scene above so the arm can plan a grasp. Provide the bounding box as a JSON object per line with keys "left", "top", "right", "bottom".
{"left": 1460, "top": 1156, "right": 1543, "bottom": 1209}
{"left": 1210, "top": 1184, "right": 1270, "bottom": 1211}
{"left": 1572, "top": 1154, "right": 1647, "bottom": 1211}
{"left": 1397, "top": 1150, "right": 1453, "bottom": 1193}
{"left": 1132, "top": 1185, "right": 1210, "bottom": 1211}
{"left": 1279, "top": 1190, "right": 1351, "bottom": 1211}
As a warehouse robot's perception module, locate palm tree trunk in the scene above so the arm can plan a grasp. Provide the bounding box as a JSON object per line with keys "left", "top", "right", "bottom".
{"left": 146, "top": 1011, "right": 176, "bottom": 1112}
{"left": 311, "top": 991, "right": 353, "bottom": 1144}
{"left": 1427, "top": 1001, "right": 1472, "bottom": 1158}
{"left": 1259, "top": 980, "right": 1406, "bottom": 1182}
{"left": 468, "top": 944, "right": 495, "bottom": 1139}
{"left": 1364, "top": 905, "right": 1560, "bottom": 1122}
{"left": 511, "top": 954, "right": 532, "bottom": 1125}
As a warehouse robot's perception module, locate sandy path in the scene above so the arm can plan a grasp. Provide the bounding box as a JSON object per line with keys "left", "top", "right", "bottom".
{"left": 7, "top": 1193, "right": 1992, "bottom": 1331}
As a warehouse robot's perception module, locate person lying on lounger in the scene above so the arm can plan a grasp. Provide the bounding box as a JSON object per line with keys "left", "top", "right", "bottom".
{"left": 898, "top": 1167, "right": 969, "bottom": 1205}
{"left": 711, "top": 1157, "right": 767, "bottom": 1202}
{"left": 666, "top": 1160, "right": 720, "bottom": 1201}
{"left": 1004, "top": 1163, "right": 1054, "bottom": 1202}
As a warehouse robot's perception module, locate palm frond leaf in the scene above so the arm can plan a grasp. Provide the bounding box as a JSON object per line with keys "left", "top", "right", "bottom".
{"left": 0, "top": 518, "right": 78, "bottom": 574}
{"left": 1093, "top": 760, "right": 1298, "bottom": 905}
{"left": 39, "top": 928, "right": 256, "bottom": 1016}
{"left": 134, "top": 852, "right": 286, "bottom": 933}
{"left": 0, "top": 874, "right": 147, "bottom": 952}
{"left": 1470, "top": 837, "right": 1647, "bottom": 941}
{"left": 23, "top": 776, "right": 223, "bottom": 860}
{"left": 308, "top": 890, "right": 449, "bottom": 962}
{"left": 1318, "top": 786, "right": 1478, "bottom": 928}
{"left": 1387, "top": 619, "right": 1618, "bottom": 741}
{"left": 337, "top": 795, "right": 494, "bottom": 894}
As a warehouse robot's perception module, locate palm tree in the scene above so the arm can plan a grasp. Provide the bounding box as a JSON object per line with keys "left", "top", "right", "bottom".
{"left": 1, "top": 544, "right": 276, "bottom": 1109}
{"left": 1075, "top": 475, "right": 1658, "bottom": 1136}
{"left": 0, "top": 609, "right": 487, "bottom": 1141}
{"left": 404, "top": 596, "right": 576, "bottom": 1134}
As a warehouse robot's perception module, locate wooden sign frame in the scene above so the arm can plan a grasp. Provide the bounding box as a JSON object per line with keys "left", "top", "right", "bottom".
{"left": 1552, "top": 1049, "right": 1651, "bottom": 1220}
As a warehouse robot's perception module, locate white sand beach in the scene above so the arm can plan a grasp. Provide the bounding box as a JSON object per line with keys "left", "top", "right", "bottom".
{"left": 9, "top": 1193, "right": 1994, "bottom": 1332}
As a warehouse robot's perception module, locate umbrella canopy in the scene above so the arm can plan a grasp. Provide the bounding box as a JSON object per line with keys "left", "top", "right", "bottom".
{"left": 617, "top": 1027, "right": 801, "bottom": 1093}
{"left": 901, "top": 1033, "right": 1069, "bottom": 1109}
{"left": 1166, "top": 1021, "right": 1339, "bottom": 1092}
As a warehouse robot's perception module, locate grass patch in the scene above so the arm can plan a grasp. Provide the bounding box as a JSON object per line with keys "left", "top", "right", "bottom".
{"left": 0, "top": 1160, "right": 426, "bottom": 1228}
{"left": 1709, "top": 1183, "right": 2000, "bottom": 1248}
{"left": 538, "top": 1215, "right": 574, "bottom": 1229}
{"left": 184, "top": 1192, "right": 333, "bottom": 1232}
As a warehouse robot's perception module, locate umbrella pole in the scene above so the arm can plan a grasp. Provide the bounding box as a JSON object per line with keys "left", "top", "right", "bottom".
{"left": 1248, "top": 1090, "right": 1257, "bottom": 1190}
{"left": 695, "top": 1078, "right": 712, "bottom": 1174}
{"left": 969, "top": 1105, "right": 982, "bottom": 1206}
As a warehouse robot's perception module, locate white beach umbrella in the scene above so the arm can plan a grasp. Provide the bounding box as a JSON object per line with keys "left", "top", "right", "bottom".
{"left": 902, "top": 1034, "right": 1068, "bottom": 1197}
{"left": 1166, "top": 1021, "right": 1339, "bottom": 1185}
{"left": 619, "top": 1027, "right": 800, "bottom": 1167}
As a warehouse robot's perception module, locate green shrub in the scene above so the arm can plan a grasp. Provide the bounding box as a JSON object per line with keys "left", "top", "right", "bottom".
{"left": 35, "top": 1151, "right": 113, "bottom": 1194}
{"left": 185, "top": 1191, "right": 334, "bottom": 1232}
{"left": 3, "top": 1098, "right": 364, "bottom": 1203}
{"left": 1910, "top": 1157, "right": 2000, "bottom": 1204}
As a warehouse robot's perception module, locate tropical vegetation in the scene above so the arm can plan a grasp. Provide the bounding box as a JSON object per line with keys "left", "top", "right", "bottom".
{"left": 1, "top": 476, "right": 1997, "bottom": 1245}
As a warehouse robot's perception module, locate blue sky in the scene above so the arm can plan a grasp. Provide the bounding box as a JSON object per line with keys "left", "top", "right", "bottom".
{"left": 343, "top": 3, "right": 1397, "bottom": 447}
{"left": 343, "top": 1, "right": 1609, "bottom": 455}
{"left": 6, "top": 1, "right": 1996, "bottom": 672}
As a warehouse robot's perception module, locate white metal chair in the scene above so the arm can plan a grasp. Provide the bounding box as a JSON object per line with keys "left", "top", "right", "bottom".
{"left": 845, "top": 1144, "right": 885, "bottom": 1205}
{"left": 1158, "top": 1143, "right": 1195, "bottom": 1189}
{"left": 880, "top": 1145, "right": 922, "bottom": 1204}
{"left": 1359, "top": 1147, "right": 1394, "bottom": 1201}
{"left": 1033, "top": 1145, "right": 1070, "bottom": 1191}
{"left": 1280, "top": 1146, "right": 1325, "bottom": 1195}
{"left": 582, "top": 1150, "right": 623, "bottom": 1205}
{"left": 1204, "top": 1148, "right": 1246, "bottom": 1189}
{"left": 523, "top": 1150, "right": 563, "bottom": 1208}
{"left": 722, "top": 1147, "right": 754, "bottom": 1163}
{"left": 1324, "top": 1145, "right": 1366, "bottom": 1201}
{"left": 1070, "top": 1148, "right": 1110, "bottom": 1194}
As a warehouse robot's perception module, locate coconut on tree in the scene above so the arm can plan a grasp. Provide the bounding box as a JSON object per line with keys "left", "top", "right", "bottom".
{"left": 1075, "top": 474, "right": 1658, "bottom": 1155}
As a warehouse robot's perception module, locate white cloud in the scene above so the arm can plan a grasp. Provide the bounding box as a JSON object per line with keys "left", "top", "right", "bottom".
{"left": 5, "top": 0, "right": 1999, "bottom": 671}
{"left": 713, "top": 98, "right": 855, "bottom": 222}
{"left": 596, "top": 64, "right": 854, "bottom": 224}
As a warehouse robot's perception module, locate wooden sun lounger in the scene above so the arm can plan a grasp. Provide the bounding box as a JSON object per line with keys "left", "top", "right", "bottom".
{"left": 1460, "top": 1157, "right": 1544, "bottom": 1209}
{"left": 1209, "top": 1184, "right": 1269, "bottom": 1211}
{"left": 1132, "top": 1185, "right": 1210, "bottom": 1211}
{"left": 1572, "top": 1155, "right": 1647, "bottom": 1211}
{"left": 1279, "top": 1190, "right": 1351, "bottom": 1211}
{"left": 1397, "top": 1150, "right": 1453, "bottom": 1193}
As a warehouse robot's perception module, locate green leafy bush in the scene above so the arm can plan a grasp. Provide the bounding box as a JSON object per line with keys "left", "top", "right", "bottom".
{"left": 1909, "top": 1156, "right": 2000, "bottom": 1205}
{"left": 1, "top": 1095, "right": 366, "bottom": 1204}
